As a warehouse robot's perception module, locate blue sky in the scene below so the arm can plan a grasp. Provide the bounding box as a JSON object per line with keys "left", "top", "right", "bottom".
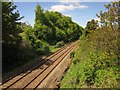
{"left": 14, "top": 2, "right": 109, "bottom": 27}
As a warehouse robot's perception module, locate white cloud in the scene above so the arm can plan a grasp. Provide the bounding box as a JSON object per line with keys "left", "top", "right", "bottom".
{"left": 49, "top": 2, "right": 88, "bottom": 12}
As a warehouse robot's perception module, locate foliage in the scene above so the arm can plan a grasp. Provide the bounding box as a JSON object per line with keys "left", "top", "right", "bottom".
{"left": 19, "top": 3, "right": 84, "bottom": 57}
{"left": 2, "top": 2, "right": 24, "bottom": 73}
{"left": 2, "top": 2, "right": 23, "bottom": 46}
{"left": 85, "top": 19, "right": 99, "bottom": 35}
{"left": 2, "top": 2, "right": 83, "bottom": 73}
{"left": 22, "top": 25, "right": 50, "bottom": 55}
{"left": 55, "top": 41, "right": 65, "bottom": 48}
{"left": 96, "top": 1, "right": 119, "bottom": 30}
{"left": 61, "top": 28, "right": 120, "bottom": 88}
{"left": 60, "top": 1, "right": 120, "bottom": 88}
{"left": 70, "top": 51, "right": 75, "bottom": 59}
{"left": 55, "top": 28, "right": 67, "bottom": 42}
{"left": 22, "top": 4, "right": 83, "bottom": 54}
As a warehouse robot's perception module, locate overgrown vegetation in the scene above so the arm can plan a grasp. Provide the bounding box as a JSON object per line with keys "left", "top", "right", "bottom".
{"left": 61, "top": 1, "right": 120, "bottom": 88}
{"left": 21, "top": 4, "right": 83, "bottom": 55}
{"left": 2, "top": 2, "right": 83, "bottom": 73}
{"left": 2, "top": 2, "right": 28, "bottom": 73}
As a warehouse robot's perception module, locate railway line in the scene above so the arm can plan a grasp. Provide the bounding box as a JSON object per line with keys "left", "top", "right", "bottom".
{"left": 2, "top": 41, "right": 73, "bottom": 84}
{"left": 1, "top": 40, "right": 78, "bottom": 89}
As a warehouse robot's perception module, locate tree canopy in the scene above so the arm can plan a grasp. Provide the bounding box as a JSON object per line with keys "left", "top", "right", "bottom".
{"left": 23, "top": 4, "right": 83, "bottom": 54}
{"left": 2, "top": 2, "right": 23, "bottom": 72}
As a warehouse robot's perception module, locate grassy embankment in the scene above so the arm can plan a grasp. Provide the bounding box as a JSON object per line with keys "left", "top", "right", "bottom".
{"left": 60, "top": 27, "right": 120, "bottom": 88}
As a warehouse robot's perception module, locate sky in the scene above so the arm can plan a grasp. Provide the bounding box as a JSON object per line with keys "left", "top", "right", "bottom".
{"left": 14, "top": 1, "right": 110, "bottom": 28}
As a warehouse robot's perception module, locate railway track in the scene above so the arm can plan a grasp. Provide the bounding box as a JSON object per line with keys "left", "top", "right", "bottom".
{"left": 2, "top": 40, "right": 78, "bottom": 89}
{"left": 2, "top": 42, "right": 73, "bottom": 84}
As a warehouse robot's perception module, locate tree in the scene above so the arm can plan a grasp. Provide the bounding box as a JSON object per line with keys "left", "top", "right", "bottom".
{"left": 34, "top": 3, "right": 44, "bottom": 26}
{"left": 96, "top": 1, "right": 119, "bottom": 30}
{"left": 86, "top": 19, "right": 99, "bottom": 31}
{"left": 34, "top": 4, "right": 53, "bottom": 28}
{"left": 56, "top": 28, "right": 67, "bottom": 41}
{"left": 2, "top": 2, "right": 23, "bottom": 45}
{"left": 2, "top": 2, "right": 23, "bottom": 72}
{"left": 85, "top": 19, "right": 99, "bottom": 36}
{"left": 30, "top": 3, "right": 83, "bottom": 51}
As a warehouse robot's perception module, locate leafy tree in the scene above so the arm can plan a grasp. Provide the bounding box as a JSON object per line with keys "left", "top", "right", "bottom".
{"left": 2, "top": 2, "right": 23, "bottom": 45}
{"left": 44, "top": 10, "right": 83, "bottom": 43}
{"left": 45, "top": 11, "right": 61, "bottom": 25}
{"left": 56, "top": 16, "right": 71, "bottom": 30}
{"left": 85, "top": 19, "right": 99, "bottom": 31}
{"left": 34, "top": 4, "right": 53, "bottom": 28}
{"left": 96, "top": 1, "right": 119, "bottom": 30}
{"left": 85, "top": 19, "right": 99, "bottom": 36}
{"left": 34, "top": 3, "right": 44, "bottom": 26}
{"left": 56, "top": 28, "right": 67, "bottom": 41}
{"left": 34, "top": 25, "right": 53, "bottom": 42}
{"left": 34, "top": 4, "right": 83, "bottom": 44}
{"left": 34, "top": 4, "right": 56, "bottom": 44}
{"left": 22, "top": 24, "right": 50, "bottom": 54}
{"left": 2, "top": 2, "right": 23, "bottom": 72}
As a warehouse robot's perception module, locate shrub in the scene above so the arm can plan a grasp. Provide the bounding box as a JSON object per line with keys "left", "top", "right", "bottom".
{"left": 55, "top": 41, "right": 65, "bottom": 48}
{"left": 60, "top": 28, "right": 120, "bottom": 88}
{"left": 34, "top": 40, "right": 50, "bottom": 54}
{"left": 95, "top": 68, "right": 118, "bottom": 88}
{"left": 70, "top": 51, "right": 75, "bottom": 59}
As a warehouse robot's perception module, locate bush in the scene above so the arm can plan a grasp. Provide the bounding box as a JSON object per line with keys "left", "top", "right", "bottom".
{"left": 95, "top": 68, "right": 118, "bottom": 88}
{"left": 70, "top": 51, "right": 75, "bottom": 59}
{"left": 60, "top": 27, "right": 120, "bottom": 88}
{"left": 34, "top": 40, "right": 50, "bottom": 54}
{"left": 55, "top": 41, "right": 65, "bottom": 48}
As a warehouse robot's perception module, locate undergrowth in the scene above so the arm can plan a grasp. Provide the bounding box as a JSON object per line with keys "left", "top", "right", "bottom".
{"left": 60, "top": 27, "right": 120, "bottom": 88}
